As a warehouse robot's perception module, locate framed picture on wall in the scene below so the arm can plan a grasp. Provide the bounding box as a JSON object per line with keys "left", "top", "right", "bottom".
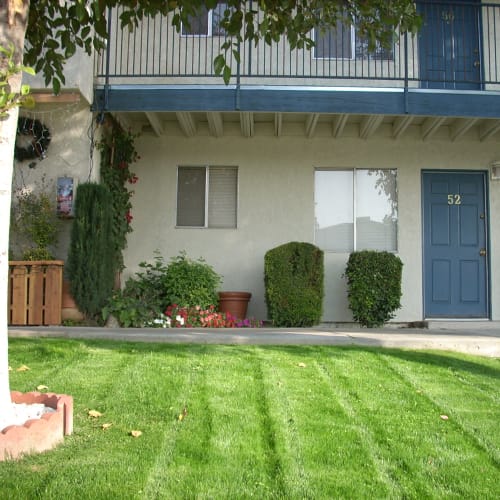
{"left": 57, "top": 177, "right": 76, "bottom": 218}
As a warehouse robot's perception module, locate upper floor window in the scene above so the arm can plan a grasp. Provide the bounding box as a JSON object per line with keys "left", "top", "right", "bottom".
{"left": 177, "top": 166, "right": 238, "bottom": 228}
{"left": 314, "top": 21, "right": 354, "bottom": 59}
{"left": 181, "top": 3, "right": 230, "bottom": 36}
{"left": 314, "top": 23, "right": 394, "bottom": 60}
{"left": 314, "top": 169, "right": 398, "bottom": 252}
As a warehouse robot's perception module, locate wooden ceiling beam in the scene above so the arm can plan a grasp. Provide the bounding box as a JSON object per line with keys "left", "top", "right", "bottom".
{"left": 176, "top": 111, "right": 197, "bottom": 137}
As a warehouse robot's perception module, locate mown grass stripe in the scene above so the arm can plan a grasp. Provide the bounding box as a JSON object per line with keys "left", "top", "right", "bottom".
{"left": 252, "top": 350, "right": 287, "bottom": 497}
{"left": 140, "top": 347, "right": 213, "bottom": 498}
{"left": 256, "top": 347, "right": 393, "bottom": 498}
{"left": 378, "top": 350, "right": 500, "bottom": 467}
{"left": 312, "top": 352, "right": 402, "bottom": 498}
{"left": 2, "top": 341, "right": 498, "bottom": 499}
{"left": 327, "top": 347, "right": 499, "bottom": 498}
{"left": 256, "top": 347, "right": 312, "bottom": 498}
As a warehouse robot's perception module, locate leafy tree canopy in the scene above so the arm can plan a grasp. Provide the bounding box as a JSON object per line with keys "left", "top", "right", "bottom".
{"left": 24, "top": 0, "right": 420, "bottom": 89}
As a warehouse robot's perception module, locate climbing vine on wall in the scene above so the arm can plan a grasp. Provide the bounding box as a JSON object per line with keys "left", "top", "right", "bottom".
{"left": 98, "top": 116, "right": 140, "bottom": 271}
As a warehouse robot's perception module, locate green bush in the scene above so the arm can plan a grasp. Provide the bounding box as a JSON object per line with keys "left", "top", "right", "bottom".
{"left": 10, "top": 189, "right": 60, "bottom": 260}
{"left": 265, "top": 242, "right": 324, "bottom": 327}
{"left": 163, "top": 252, "right": 222, "bottom": 309}
{"left": 344, "top": 251, "right": 403, "bottom": 327}
{"left": 66, "top": 183, "right": 115, "bottom": 322}
{"left": 102, "top": 254, "right": 169, "bottom": 327}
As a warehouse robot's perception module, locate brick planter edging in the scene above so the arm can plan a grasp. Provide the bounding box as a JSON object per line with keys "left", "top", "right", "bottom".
{"left": 0, "top": 392, "right": 73, "bottom": 461}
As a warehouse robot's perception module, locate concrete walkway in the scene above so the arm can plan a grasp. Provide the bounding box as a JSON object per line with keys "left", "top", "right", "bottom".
{"left": 9, "top": 323, "right": 500, "bottom": 357}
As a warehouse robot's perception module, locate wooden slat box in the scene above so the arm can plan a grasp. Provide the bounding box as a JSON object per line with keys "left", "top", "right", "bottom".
{"left": 8, "top": 261, "right": 64, "bottom": 326}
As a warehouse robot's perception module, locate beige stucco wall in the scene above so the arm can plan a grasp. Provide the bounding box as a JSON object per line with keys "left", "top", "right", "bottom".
{"left": 23, "top": 48, "right": 95, "bottom": 103}
{"left": 124, "top": 125, "right": 500, "bottom": 323}
{"left": 10, "top": 99, "right": 99, "bottom": 264}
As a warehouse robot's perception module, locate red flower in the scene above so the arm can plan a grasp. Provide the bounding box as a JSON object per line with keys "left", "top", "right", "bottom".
{"left": 128, "top": 175, "right": 139, "bottom": 184}
{"left": 125, "top": 211, "right": 133, "bottom": 224}
{"left": 118, "top": 161, "right": 128, "bottom": 170}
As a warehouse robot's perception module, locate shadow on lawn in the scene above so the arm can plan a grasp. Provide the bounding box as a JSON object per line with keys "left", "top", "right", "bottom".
{"left": 263, "top": 344, "right": 500, "bottom": 380}
{"left": 9, "top": 337, "right": 500, "bottom": 380}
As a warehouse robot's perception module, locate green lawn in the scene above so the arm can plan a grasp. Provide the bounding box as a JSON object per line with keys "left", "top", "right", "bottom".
{"left": 1, "top": 338, "right": 499, "bottom": 499}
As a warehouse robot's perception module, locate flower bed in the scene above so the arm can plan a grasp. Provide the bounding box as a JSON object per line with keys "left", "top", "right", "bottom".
{"left": 157, "top": 304, "right": 262, "bottom": 328}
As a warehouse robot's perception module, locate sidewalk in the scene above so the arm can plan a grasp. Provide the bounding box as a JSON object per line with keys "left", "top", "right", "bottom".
{"left": 8, "top": 323, "right": 500, "bottom": 357}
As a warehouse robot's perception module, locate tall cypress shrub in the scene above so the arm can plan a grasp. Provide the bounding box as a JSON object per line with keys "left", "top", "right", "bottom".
{"left": 265, "top": 242, "right": 324, "bottom": 327}
{"left": 67, "top": 183, "right": 115, "bottom": 321}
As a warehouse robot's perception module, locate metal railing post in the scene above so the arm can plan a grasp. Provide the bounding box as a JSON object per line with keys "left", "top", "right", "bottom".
{"left": 103, "top": 7, "right": 113, "bottom": 114}
{"left": 404, "top": 31, "right": 409, "bottom": 114}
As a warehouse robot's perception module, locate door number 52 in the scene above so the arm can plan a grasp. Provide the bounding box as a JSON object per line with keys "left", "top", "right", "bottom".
{"left": 447, "top": 194, "right": 461, "bottom": 205}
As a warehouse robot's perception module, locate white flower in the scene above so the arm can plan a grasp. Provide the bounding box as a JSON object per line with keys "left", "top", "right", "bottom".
{"left": 151, "top": 316, "right": 171, "bottom": 328}
{"left": 176, "top": 315, "right": 185, "bottom": 326}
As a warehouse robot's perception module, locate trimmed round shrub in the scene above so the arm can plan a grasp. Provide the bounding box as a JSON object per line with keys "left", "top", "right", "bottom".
{"left": 265, "top": 242, "right": 324, "bottom": 327}
{"left": 344, "top": 250, "right": 403, "bottom": 327}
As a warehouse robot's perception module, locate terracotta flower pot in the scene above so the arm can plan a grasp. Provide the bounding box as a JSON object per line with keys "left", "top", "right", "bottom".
{"left": 218, "top": 291, "right": 252, "bottom": 320}
{"left": 61, "top": 280, "right": 84, "bottom": 321}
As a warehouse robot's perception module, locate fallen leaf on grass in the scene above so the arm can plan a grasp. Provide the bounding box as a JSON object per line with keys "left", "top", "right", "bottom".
{"left": 178, "top": 407, "right": 188, "bottom": 421}
{"left": 16, "top": 365, "right": 30, "bottom": 372}
{"left": 130, "top": 430, "right": 142, "bottom": 437}
{"left": 88, "top": 410, "right": 103, "bottom": 418}
{"left": 37, "top": 385, "right": 49, "bottom": 391}
{"left": 298, "top": 362, "right": 307, "bottom": 368}
{"left": 101, "top": 423, "right": 113, "bottom": 430}
{"left": 440, "top": 415, "right": 449, "bottom": 421}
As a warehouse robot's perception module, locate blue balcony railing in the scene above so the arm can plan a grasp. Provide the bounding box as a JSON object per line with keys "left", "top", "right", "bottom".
{"left": 96, "top": 2, "right": 500, "bottom": 90}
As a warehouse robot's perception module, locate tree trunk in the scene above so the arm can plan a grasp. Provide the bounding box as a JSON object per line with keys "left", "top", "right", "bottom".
{"left": 0, "top": 0, "right": 30, "bottom": 420}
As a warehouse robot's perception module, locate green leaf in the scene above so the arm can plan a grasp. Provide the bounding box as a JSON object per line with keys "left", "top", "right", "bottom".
{"left": 21, "top": 66, "right": 36, "bottom": 76}
{"left": 45, "top": 39, "right": 60, "bottom": 50}
{"left": 65, "top": 42, "right": 77, "bottom": 59}
{"left": 213, "top": 55, "right": 225, "bottom": 75}
{"left": 223, "top": 65, "right": 232, "bottom": 85}
{"left": 20, "top": 84, "right": 30, "bottom": 96}
{"left": 21, "top": 95, "right": 35, "bottom": 109}
{"left": 52, "top": 77, "right": 61, "bottom": 95}
{"left": 76, "top": 1, "right": 87, "bottom": 20}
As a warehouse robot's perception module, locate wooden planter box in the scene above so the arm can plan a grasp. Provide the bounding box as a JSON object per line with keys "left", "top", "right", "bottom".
{"left": 8, "top": 261, "right": 64, "bottom": 326}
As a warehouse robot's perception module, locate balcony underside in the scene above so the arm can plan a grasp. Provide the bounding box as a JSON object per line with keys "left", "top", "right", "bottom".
{"left": 93, "top": 85, "right": 500, "bottom": 141}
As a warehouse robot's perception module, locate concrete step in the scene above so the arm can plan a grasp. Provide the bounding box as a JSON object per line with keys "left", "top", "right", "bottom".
{"left": 425, "top": 320, "right": 499, "bottom": 331}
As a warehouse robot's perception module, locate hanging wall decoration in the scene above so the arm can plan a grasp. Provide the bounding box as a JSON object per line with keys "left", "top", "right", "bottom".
{"left": 56, "top": 176, "right": 76, "bottom": 218}
{"left": 14, "top": 117, "right": 52, "bottom": 161}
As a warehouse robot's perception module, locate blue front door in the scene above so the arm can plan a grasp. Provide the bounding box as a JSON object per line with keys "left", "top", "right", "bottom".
{"left": 418, "top": 0, "right": 481, "bottom": 89}
{"left": 422, "top": 171, "right": 488, "bottom": 318}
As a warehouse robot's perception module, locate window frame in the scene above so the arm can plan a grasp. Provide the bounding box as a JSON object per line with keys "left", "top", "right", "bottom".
{"left": 313, "top": 24, "right": 394, "bottom": 61}
{"left": 314, "top": 167, "right": 398, "bottom": 253}
{"left": 176, "top": 165, "right": 238, "bottom": 229}
{"left": 181, "top": 2, "right": 229, "bottom": 37}
{"left": 313, "top": 23, "right": 355, "bottom": 60}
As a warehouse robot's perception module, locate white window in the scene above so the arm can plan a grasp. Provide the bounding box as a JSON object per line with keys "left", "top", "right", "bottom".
{"left": 181, "top": 3, "right": 229, "bottom": 36}
{"left": 177, "top": 166, "right": 238, "bottom": 228}
{"left": 314, "top": 169, "right": 398, "bottom": 252}
{"left": 314, "top": 24, "right": 394, "bottom": 60}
